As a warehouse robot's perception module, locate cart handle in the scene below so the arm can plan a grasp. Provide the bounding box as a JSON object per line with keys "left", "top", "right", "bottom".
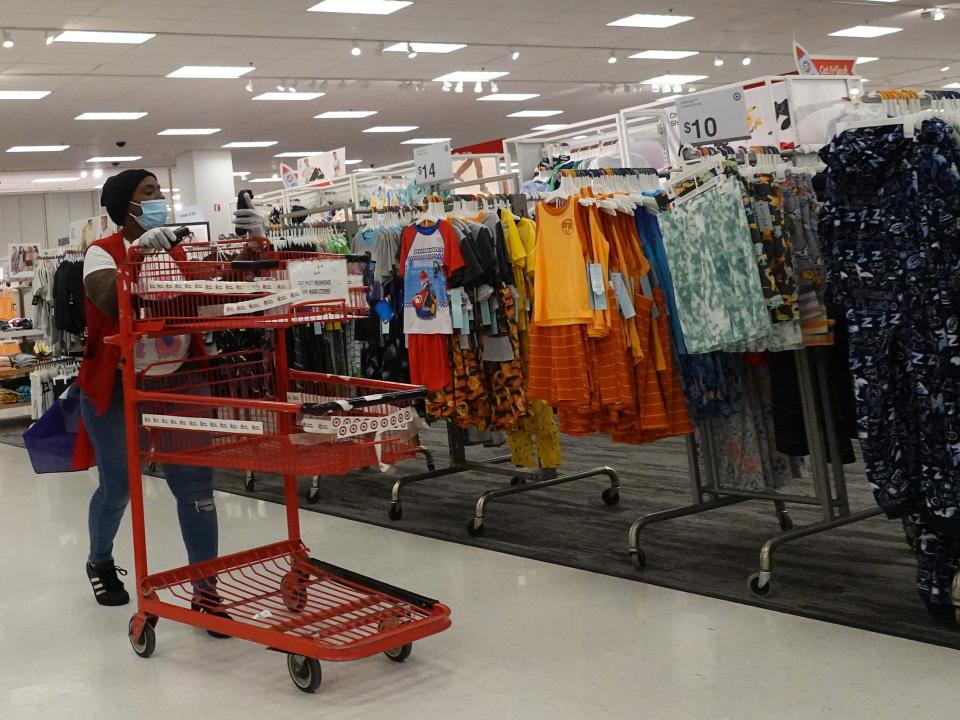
{"left": 300, "top": 388, "right": 427, "bottom": 415}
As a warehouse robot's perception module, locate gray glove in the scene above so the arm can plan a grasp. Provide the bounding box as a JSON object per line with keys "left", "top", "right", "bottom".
{"left": 233, "top": 208, "right": 267, "bottom": 237}
{"left": 135, "top": 227, "right": 177, "bottom": 250}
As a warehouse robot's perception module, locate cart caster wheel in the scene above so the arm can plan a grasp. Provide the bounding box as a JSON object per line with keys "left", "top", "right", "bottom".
{"left": 129, "top": 617, "right": 156, "bottom": 659}
{"left": 602, "top": 488, "right": 620, "bottom": 506}
{"left": 748, "top": 572, "right": 772, "bottom": 597}
{"left": 510, "top": 476, "right": 525, "bottom": 486}
{"left": 426, "top": 462, "right": 437, "bottom": 472}
{"left": 778, "top": 513, "right": 794, "bottom": 532}
{"left": 281, "top": 571, "right": 308, "bottom": 612}
{"left": 287, "top": 654, "right": 322, "bottom": 694}
{"left": 244, "top": 471, "right": 256, "bottom": 493}
{"left": 384, "top": 643, "right": 413, "bottom": 663}
{"left": 631, "top": 547, "right": 647, "bottom": 570}
{"left": 306, "top": 481, "right": 321, "bottom": 505}
{"left": 388, "top": 504, "right": 403, "bottom": 522}
{"left": 466, "top": 519, "right": 485, "bottom": 537}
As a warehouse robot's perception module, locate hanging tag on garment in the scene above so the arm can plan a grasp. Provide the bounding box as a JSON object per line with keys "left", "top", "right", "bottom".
{"left": 459, "top": 332, "right": 471, "bottom": 350}
{"left": 450, "top": 288, "right": 465, "bottom": 330}
{"left": 639, "top": 276, "right": 659, "bottom": 319}
{"left": 381, "top": 319, "right": 391, "bottom": 336}
{"left": 754, "top": 201, "right": 774, "bottom": 233}
{"left": 587, "top": 263, "right": 608, "bottom": 310}
{"left": 314, "top": 322, "right": 324, "bottom": 335}
{"left": 479, "top": 298, "right": 492, "bottom": 327}
{"left": 610, "top": 273, "right": 636, "bottom": 320}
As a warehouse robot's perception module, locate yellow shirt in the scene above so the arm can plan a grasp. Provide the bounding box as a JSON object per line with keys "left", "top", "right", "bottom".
{"left": 533, "top": 199, "right": 593, "bottom": 326}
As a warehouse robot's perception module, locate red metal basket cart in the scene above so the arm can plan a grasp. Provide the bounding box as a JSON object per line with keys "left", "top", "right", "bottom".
{"left": 111, "top": 241, "right": 451, "bottom": 693}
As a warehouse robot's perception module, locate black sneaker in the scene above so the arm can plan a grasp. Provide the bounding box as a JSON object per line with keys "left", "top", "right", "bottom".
{"left": 86, "top": 562, "right": 130, "bottom": 606}
{"left": 191, "top": 587, "right": 233, "bottom": 639}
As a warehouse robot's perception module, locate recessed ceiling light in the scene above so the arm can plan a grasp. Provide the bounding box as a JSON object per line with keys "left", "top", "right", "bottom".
{"left": 400, "top": 137, "right": 452, "bottom": 144}
{"left": 384, "top": 42, "right": 466, "bottom": 54}
{"left": 344, "top": 159, "right": 363, "bottom": 165}
{"left": 167, "top": 66, "right": 255, "bottom": 79}
{"left": 307, "top": 0, "right": 412, "bottom": 14}
{"left": 351, "top": 42, "right": 362, "bottom": 56}
{"left": 532, "top": 124, "right": 569, "bottom": 131}
{"left": 856, "top": 56, "right": 880, "bottom": 64}
{"left": 0, "top": 90, "right": 51, "bottom": 100}
{"left": 607, "top": 13, "right": 694, "bottom": 28}
{"left": 76, "top": 112, "right": 148, "bottom": 120}
{"left": 157, "top": 128, "right": 221, "bottom": 135}
{"left": 477, "top": 93, "right": 541, "bottom": 102}
{"left": 274, "top": 151, "right": 325, "bottom": 157}
{"left": 2, "top": 31, "right": 13, "bottom": 49}
{"left": 433, "top": 71, "right": 509, "bottom": 83}
{"left": 629, "top": 50, "right": 699, "bottom": 60}
{"left": 942, "top": 65, "right": 952, "bottom": 72}
{"left": 7, "top": 145, "right": 69, "bottom": 152}
{"left": 32, "top": 177, "right": 82, "bottom": 184}
{"left": 315, "top": 110, "right": 379, "bottom": 118}
{"left": 363, "top": 126, "right": 419, "bottom": 133}
{"left": 642, "top": 74, "right": 708, "bottom": 86}
{"left": 222, "top": 141, "right": 279, "bottom": 148}
{"left": 829, "top": 25, "right": 902, "bottom": 38}
{"left": 508, "top": 110, "right": 564, "bottom": 117}
{"left": 87, "top": 156, "right": 143, "bottom": 162}
{"left": 252, "top": 91, "right": 325, "bottom": 101}
{"left": 53, "top": 30, "right": 155, "bottom": 44}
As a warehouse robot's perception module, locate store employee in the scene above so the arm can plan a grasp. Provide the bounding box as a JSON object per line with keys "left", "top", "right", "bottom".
{"left": 75, "top": 170, "right": 261, "bottom": 635}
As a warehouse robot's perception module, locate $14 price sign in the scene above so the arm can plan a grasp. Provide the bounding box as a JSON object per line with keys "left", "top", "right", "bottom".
{"left": 675, "top": 88, "right": 750, "bottom": 147}
{"left": 414, "top": 140, "right": 454, "bottom": 187}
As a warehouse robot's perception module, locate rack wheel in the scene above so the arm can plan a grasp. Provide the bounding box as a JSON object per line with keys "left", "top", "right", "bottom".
{"left": 748, "top": 572, "right": 772, "bottom": 597}
{"left": 384, "top": 643, "right": 413, "bottom": 663}
{"left": 466, "top": 519, "right": 485, "bottom": 537}
{"left": 128, "top": 617, "right": 156, "bottom": 659}
{"left": 426, "top": 461, "right": 437, "bottom": 472}
{"left": 307, "top": 479, "right": 321, "bottom": 505}
{"left": 631, "top": 547, "right": 647, "bottom": 570}
{"left": 778, "top": 512, "right": 794, "bottom": 532}
{"left": 287, "top": 654, "right": 322, "bottom": 694}
{"left": 602, "top": 488, "right": 620, "bottom": 506}
{"left": 244, "top": 471, "right": 256, "bottom": 493}
{"left": 388, "top": 504, "right": 403, "bottom": 521}
{"left": 281, "top": 571, "right": 308, "bottom": 612}
{"left": 510, "top": 476, "right": 525, "bottom": 486}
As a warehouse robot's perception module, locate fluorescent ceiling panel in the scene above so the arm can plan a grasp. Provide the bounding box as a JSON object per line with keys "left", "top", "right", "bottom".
{"left": 629, "top": 50, "right": 699, "bottom": 60}
{"left": 32, "top": 177, "right": 81, "bottom": 183}
{"left": 7, "top": 145, "right": 69, "bottom": 152}
{"left": 829, "top": 25, "right": 902, "bottom": 38}
{"left": 642, "top": 74, "right": 708, "bottom": 85}
{"left": 167, "top": 66, "right": 255, "bottom": 79}
{"left": 477, "top": 93, "right": 540, "bottom": 102}
{"left": 433, "top": 71, "right": 509, "bottom": 83}
{"left": 363, "top": 126, "right": 418, "bottom": 133}
{"left": 855, "top": 56, "right": 880, "bottom": 64}
{"left": 945, "top": 82, "right": 960, "bottom": 89}
{"left": 0, "top": 91, "right": 51, "bottom": 100}
{"left": 253, "top": 92, "right": 325, "bottom": 101}
{"left": 274, "top": 151, "right": 324, "bottom": 157}
{"left": 87, "top": 156, "right": 142, "bottom": 162}
{"left": 53, "top": 30, "right": 155, "bottom": 44}
{"left": 401, "top": 138, "right": 452, "bottom": 145}
{"left": 315, "top": 110, "right": 378, "bottom": 118}
{"left": 384, "top": 42, "right": 466, "bottom": 54}
{"left": 232, "top": 171, "right": 250, "bottom": 176}
{"left": 307, "top": 0, "right": 412, "bottom": 14}
{"left": 76, "top": 112, "right": 147, "bottom": 120}
{"left": 223, "top": 141, "right": 278, "bottom": 148}
{"left": 608, "top": 14, "right": 694, "bottom": 28}
{"left": 344, "top": 159, "right": 363, "bottom": 165}
{"left": 157, "top": 128, "right": 220, "bottom": 135}
{"left": 532, "top": 124, "right": 569, "bottom": 131}
{"left": 249, "top": 177, "right": 284, "bottom": 183}
{"left": 508, "top": 110, "right": 563, "bottom": 117}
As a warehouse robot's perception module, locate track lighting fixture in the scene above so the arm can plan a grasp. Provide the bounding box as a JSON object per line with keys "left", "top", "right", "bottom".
{"left": 288, "top": 79, "right": 298, "bottom": 93}
{"left": 245, "top": 79, "right": 254, "bottom": 93}
{"left": 44, "top": 31, "right": 54, "bottom": 46}
{"left": 338, "top": 79, "right": 347, "bottom": 90}
{"left": 442, "top": 81, "right": 452, "bottom": 92}
{"left": 2, "top": 31, "right": 14, "bottom": 49}
{"left": 351, "top": 42, "right": 362, "bottom": 56}
{"left": 511, "top": 48, "right": 520, "bottom": 60}
{"left": 474, "top": 81, "right": 483, "bottom": 93}
{"left": 277, "top": 79, "right": 286, "bottom": 92}
{"left": 714, "top": 55, "right": 724, "bottom": 67}
{"left": 608, "top": 50, "right": 618, "bottom": 64}
{"left": 742, "top": 56, "right": 752, "bottom": 66}
{"left": 490, "top": 81, "right": 499, "bottom": 93}
{"left": 407, "top": 42, "right": 417, "bottom": 59}
{"left": 455, "top": 81, "right": 464, "bottom": 94}
{"left": 672, "top": 84, "right": 682, "bottom": 93}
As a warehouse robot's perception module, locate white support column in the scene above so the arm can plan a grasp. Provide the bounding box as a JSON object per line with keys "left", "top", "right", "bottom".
{"left": 175, "top": 150, "right": 235, "bottom": 238}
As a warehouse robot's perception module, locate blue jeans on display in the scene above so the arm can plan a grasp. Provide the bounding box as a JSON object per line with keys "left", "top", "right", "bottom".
{"left": 80, "top": 376, "right": 218, "bottom": 571}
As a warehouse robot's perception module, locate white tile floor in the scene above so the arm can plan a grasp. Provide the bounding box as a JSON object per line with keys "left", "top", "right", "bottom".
{"left": 1, "top": 441, "right": 957, "bottom": 720}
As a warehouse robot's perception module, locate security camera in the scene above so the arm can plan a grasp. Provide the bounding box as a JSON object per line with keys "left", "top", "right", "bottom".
{"left": 111, "top": 161, "right": 120, "bottom": 167}
{"left": 116, "top": 140, "right": 127, "bottom": 148}
{"left": 921, "top": 9, "right": 933, "bottom": 19}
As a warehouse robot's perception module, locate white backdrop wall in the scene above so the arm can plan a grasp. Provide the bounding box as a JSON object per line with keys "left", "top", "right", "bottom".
{"left": 0, "top": 190, "right": 100, "bottom": 256}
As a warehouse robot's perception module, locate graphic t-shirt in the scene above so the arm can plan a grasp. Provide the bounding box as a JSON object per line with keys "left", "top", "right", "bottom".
{"left": 398, "top": 221, "right": 465, "bottom": 335}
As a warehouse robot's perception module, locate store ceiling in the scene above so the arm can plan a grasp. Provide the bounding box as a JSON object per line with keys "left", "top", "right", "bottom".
{"left": 0, "top": 0, "right": 958, "bottom": 193}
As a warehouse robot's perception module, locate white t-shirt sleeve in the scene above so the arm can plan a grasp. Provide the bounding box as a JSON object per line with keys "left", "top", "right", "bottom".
{"left": 82, "top": 245, "right": 117, "bottom": 280}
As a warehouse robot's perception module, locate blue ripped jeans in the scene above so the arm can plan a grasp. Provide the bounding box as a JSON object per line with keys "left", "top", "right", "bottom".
{"left": 80, "top": 376, "right": 218, "bottom": 571}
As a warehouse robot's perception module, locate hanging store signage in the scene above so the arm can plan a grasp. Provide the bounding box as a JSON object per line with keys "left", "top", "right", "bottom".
{"left": 298, "top": 148, "right": 347, "bottom": 187}
{"left": 676, "top": 87, "right": 750, "bottom": 146}
{"left": 794, "top": 43, "right": 857, "bottom": 77}
{"left": 413, "top": 140, "right": 454, "bottom": 187}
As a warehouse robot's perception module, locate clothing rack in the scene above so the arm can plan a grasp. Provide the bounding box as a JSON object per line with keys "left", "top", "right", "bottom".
{"left": 627, "top": 145, "right": 883, "bottom": 595}
{"left": 385, "top": 173, "right": 622, "bottom": 535}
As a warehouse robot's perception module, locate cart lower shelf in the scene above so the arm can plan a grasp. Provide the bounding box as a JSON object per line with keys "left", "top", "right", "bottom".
{"left": 132, "top": 539, "right": 451, "bottom": 666}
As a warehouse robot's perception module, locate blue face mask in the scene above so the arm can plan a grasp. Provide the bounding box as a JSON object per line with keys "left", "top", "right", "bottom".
{"left": 131, "top": 200, "right": 169, "bottom": 230}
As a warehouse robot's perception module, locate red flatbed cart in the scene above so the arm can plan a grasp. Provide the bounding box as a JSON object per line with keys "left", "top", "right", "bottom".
{"left": 112, "top": 239, "right": 451, "bottom": 693}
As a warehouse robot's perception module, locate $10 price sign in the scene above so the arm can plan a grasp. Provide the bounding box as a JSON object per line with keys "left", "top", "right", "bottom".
{"left": 675, "top": 87, "right": 750, "bottom": 147}
{"left": 414, "top": 140, "right": 454, "bottom": 187}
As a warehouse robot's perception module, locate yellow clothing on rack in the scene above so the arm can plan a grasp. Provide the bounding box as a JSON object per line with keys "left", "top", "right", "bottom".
{"left": 0, "top": 289, "right": 16, "bottom": 321}
{"left": 532, "top": 198, "right": 593, "bottom": 326}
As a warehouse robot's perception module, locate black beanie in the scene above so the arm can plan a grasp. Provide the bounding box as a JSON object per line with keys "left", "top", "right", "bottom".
{"left": 100, "top": 169, "right": 157, "bottom": 226}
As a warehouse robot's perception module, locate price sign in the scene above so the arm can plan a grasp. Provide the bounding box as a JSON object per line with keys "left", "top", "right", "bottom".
{"left": 676, "top": 87, "right": 750, "bottom": 147}
{"left": 413, "top": 141, "right": 454, "bottom": 187}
